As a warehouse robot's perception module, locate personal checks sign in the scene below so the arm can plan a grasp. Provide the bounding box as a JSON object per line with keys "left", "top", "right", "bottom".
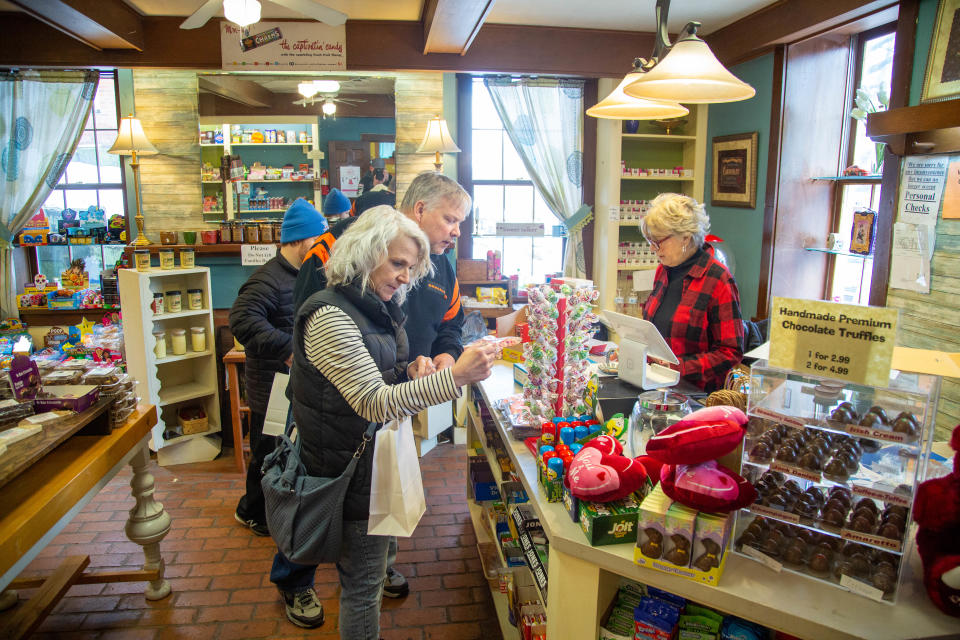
{"left": 221, "top": 22, "right": 345, "bottom": 70}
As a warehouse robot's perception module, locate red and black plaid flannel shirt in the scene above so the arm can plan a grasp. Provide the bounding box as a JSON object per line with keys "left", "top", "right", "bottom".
{"left": 642, "top": 245, "right": 744, "bottom": 392}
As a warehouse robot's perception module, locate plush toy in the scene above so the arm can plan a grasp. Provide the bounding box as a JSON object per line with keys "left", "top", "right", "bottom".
{"left": 912, "top": 425, "right": 960, "bottom": 617}
{"left": 565, "top": 434, "right": 649, "bottom": 502}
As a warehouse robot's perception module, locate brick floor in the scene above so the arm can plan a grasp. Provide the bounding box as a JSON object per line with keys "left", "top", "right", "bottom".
{"left": 4, "top": 443, "right": 503, "bottom": 639}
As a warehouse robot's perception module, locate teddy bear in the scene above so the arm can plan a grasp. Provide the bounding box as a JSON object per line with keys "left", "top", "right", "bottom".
{"left": 912, "top": 424, "right": 960, "bottom": 617}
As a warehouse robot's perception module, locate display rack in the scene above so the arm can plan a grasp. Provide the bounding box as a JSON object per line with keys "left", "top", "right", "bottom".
{"left": 592, "top": 84, "right": 707, "bottom": 314}
{"left": 118, "top": 266, "right": 221, "bottom": 465}
{"left": 199, "top": 118, "right": 324, "bottom": 221}
{"left": 462, "top": 363, "right": 957, "bottom": 640}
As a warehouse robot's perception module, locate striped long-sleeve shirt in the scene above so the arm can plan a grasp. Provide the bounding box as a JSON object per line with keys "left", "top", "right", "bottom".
{"left": 304, "top": 305, "right": 461, "bottom": 423}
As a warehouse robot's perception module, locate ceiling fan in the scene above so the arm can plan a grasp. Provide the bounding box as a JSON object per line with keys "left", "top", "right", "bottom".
{"left": 180, "top": 0, "right": 347, "bottom": 29}
{"left": 292, "top": 80, "right": 367, "bottom": 112}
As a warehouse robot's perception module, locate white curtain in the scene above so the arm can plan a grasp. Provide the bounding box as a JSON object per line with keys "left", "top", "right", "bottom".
{"left": 484, "top": 77, "right": 591, "bottom": 278}
{"left": 0, "top": 70, "right": 98, "bottom": 316}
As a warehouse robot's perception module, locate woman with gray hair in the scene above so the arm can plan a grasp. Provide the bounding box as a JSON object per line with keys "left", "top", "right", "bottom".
{"left": 640, "top": 192, "right": 744, "bottom": 392}
{"left": 274, "top": 205, "right": 496, "bottom": 638}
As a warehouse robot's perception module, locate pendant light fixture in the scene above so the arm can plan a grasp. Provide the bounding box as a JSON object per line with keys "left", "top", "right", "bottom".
{"left": 586, "top": 66, "right": 689, "bottom": 120}
{"left": 322, "top": 99, "right": 337, "bottom": 116}
{"left": 223, "top": 0, "right": 261, "bottom": 28}
{"left": 623, "top": 0, "right": 755, "bottom": 104}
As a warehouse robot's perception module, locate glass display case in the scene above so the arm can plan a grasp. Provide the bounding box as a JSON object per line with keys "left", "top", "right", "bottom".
{"left": 732, "top": 365, "right": 940, "bottom": 603}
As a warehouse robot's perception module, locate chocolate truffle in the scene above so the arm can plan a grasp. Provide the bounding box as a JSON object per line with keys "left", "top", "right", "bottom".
{"left": 852, "top": 507, "right": 878, "bottom": 525}
{"left": 808, "top": 552, "right": 831, "bottom": 575}
{"left": 783, "top": 542, "right": 807, "bottom": 566}
{"left": 749, "top": 442, "right": 774, "bottom": 462}
{"left": 867, "top": 406, "right": 889, "bottom": 423}
{"left": 822, "top": 507, "right": 846, "bottom": 527}
{"left": 854, "top": 498, "right": 879, "bottom": 514}
{"left": 891, "top": 416, "right": 919, "bottom": 440}
{"left": 878, "top": 523, "right": 903, "bottom": 540}
{"left": 849, "top": 515, "right": 874, "bottom": 533}
{"left": 823, "top": 460, "right": 850, "bottom": 482}
{"left": 872, "top": 572, "right": 896, "bottom": 596}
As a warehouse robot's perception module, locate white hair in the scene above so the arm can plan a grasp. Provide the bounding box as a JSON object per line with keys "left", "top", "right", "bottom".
{"left": 325, "top": 205, "right": 433, "bottom": 304}
{"left": 641, "top": 192, "right": 711, "bottom": 248}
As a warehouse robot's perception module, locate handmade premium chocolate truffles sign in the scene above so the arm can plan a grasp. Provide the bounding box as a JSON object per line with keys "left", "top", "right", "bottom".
{"left": 768, "top": 298, "right": 899, "bottom": 387}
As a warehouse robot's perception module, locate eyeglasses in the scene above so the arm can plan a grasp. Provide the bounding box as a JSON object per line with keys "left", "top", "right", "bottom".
{"left": 646, "top": 234, "right": 674, "bottom": 250}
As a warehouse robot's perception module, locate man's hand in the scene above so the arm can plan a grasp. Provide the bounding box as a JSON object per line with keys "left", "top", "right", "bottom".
{"left": 407, "top": 355, "right": 437, "bottom": 380}
{"left": 432, "top": 353, "right": 456, "bottom": 371}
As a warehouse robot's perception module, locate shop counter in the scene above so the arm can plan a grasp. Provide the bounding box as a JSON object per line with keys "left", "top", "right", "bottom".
{"left": 469, "top": 363, "right": 959, "bottom": 640}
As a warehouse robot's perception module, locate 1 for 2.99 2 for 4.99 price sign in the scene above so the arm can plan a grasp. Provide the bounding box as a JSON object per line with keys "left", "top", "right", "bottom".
{"left": 803, "top": 350, "right": 851, "bottom": 376}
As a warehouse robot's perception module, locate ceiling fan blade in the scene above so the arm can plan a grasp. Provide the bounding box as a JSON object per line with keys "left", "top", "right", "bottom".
{"left": 270, "top": 0, "right": 347, "bottom": 25}
{"left": 180, "top": 0, "right": 222, "bottom": 29}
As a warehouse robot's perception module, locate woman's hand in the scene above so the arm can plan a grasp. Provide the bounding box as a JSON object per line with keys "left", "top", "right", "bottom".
{"left": 451, "top": 344, "right": 497, "bottom": 386}
{"left": 407, "top": 355, "right": 437, "bottom": 380}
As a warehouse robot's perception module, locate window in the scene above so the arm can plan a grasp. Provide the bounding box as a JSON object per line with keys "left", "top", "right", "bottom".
{"left": 33, "top": 72, "right": 124, "bottom": 287}
{"left": 828, "top": 27, "right": 894, "bottom": 305}
{"left": 469, "top": 77, "right": 564, "bottom": 284}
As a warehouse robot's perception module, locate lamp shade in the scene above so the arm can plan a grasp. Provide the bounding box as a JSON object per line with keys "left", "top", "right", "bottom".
{"left": 417, "top": 116, "right": 461, "bottom": 154}
{"left": 298, "top": 81, "right": 319, "bottom": 99}
{"left": 587, "top": 72, "right": 689, "bottom": 120}
{"left": 322, "top": 99, "right": 337, "bottom": 115}
{"left": 108, "top": 116, "right": 158, "bottom": 156}
{"left": 223, "top": 0, "right": 261, "bottom": 28}
{"left": 624, "top": 36, "right": 756, "bottom": 104}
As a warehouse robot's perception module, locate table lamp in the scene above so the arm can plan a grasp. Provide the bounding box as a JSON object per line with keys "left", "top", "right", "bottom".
{"left": 417, "top": 115, "right": 460, "bottom": 171}
{"left": 109, "top": 116, "right": 158, "bottom": 246}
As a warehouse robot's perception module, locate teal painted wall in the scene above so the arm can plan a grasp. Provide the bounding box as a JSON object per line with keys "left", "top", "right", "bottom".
{"left": 704, "top": 54, "right": 775, "bottom": 320}
{"left": 910, "top": 0, "right": 940, "bottom": 106}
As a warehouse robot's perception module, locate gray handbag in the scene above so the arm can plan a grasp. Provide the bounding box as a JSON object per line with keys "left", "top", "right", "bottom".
{"left": 261, "top": 420, "right": 377, "bottom": 565}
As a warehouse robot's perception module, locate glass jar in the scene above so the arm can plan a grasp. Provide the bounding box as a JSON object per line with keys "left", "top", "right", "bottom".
{"left": 152, "top": 330, "right": 167, "bottom": 359}
{"left": 187, "top": 288, "right": 203, "bottom": 310}
{"left": 231, "top": 221, "right": 244, "bottom": 243}
{"left": 243, "top": 222, "right": 260, "bottom": 244}
{"left": 218, "top": 221, "right": 232, "bottom": 244}
{"left": 179, "top": 248, "right": 195, "bottom": 268}
{"left": 170, "top": 328, "right": 187, "bottom": 355}
{"left": 166, "top": 290, "right": 182, "bottom": 313}
{"left": 158, "top": 249, "right": 175, "bottom": 270}
{"left": 151, "top": 292, "right": 165, "bottom": 315}
{"left": 190, "top": 326, "right": 207, "bottom": 352}
{"left": 259, "top": 221, "right": 275, "bottom": 243}
{"left": 627, "top": 390, "right": 692, "bottom": 457}
{"left": 134, "top": 250, "right": 151, "bottom": 272}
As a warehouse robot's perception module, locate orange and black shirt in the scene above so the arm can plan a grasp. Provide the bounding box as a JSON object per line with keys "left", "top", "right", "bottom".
{"left": 292, "top": 216, "right": 464, "bottom": 362}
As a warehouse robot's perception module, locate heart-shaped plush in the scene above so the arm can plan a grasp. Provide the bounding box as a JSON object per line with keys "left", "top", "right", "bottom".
{"left": 659, "top": 461, "right": 757, "bottom": 512}
{"left": 646, "top": 405, "right": 748, "bottom": 465}
{"left": 566, "top": 434, "right": 648, "bottom": 502}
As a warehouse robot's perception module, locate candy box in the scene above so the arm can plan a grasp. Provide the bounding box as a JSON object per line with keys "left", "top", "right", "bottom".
{"left": 662, "top": 501, "right": 698, "bottom": 568}
{"left": 578, "top": 492, "right": 644, "bottom": 546}
{"left": 635, "top": 484, "right": 673, "bottom": 563}
{"left": 689, "top": 511, "right": 733, "bottom": 583}
{"left": 33, "top": 384, "right": 100, "bottom": 413}
{"left": 469, "top": 457, "right": 501, "bottom": 502}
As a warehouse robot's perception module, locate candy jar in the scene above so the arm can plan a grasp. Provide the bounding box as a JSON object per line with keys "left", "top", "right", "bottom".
{"left": 628, "top": 390, "right": 691, "bottom": 457}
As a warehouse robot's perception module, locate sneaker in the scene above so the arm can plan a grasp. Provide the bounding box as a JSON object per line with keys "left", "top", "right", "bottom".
{"left": 281, "top": 588, "right": 325, "bottom": 628}
{"left": 383, "top": 566, "right": 409, "bottom": 599}
{"left": 234, "top": 511, "right": 270, "bottom": 537}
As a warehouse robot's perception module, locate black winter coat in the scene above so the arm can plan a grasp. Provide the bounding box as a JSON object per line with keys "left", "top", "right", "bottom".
{"left": 228, "top": 253, "right": 298, "bottom": 414}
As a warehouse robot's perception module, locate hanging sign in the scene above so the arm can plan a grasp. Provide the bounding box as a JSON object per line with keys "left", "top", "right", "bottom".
{"left": 340, "top": 165, "right": 360, "bottom": 197}
{"left": 768, "top": 297, "right": 898, "bottom": 387}
{"left": 897, "top": 156, "right": 948, "bottom": 226}
{"left": 495, "top": 222, "right": 544, "bottom": 236}
{"left": 241, "top": 244, "right": 276, "bottom": 266}
{"left": 221, "top": 21, "right": 346, "bottom": 71}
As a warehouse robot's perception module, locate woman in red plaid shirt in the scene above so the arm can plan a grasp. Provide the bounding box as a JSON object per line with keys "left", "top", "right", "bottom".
{"left": 641, "top": 193, "right": 744, "bottom": 392}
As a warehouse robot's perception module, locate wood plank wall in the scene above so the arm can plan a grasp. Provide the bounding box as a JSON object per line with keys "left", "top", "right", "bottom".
{"left": 886, "top": 200, "right": 960, "bottom": 441}
{"left": 132, "top": 70, "right": 204, "bottom": 234}
{"left": 394, "top": 73, "right": 446, "bottom": 205}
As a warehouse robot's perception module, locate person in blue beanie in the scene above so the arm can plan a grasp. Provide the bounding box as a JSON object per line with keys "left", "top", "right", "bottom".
{"left": 322, "top": 188, "right": 352, "bottom": 222}
{"left": 230, "top": 198, "right": 328, "bottom": 541}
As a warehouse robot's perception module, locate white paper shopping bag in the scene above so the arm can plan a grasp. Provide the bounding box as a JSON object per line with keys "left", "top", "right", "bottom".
{"left": 367, "top": 416, "right": 426, "bottom": 537}
{"left": 262, "top": 373, "right": 290, "bottom": 437}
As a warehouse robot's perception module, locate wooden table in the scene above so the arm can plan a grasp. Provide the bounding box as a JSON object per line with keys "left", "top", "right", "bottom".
{"left": 0, "top": 404, "right": 170, "bottom": 639}
{"left": 223, "top": 348, "right": 250, "bottom": 473}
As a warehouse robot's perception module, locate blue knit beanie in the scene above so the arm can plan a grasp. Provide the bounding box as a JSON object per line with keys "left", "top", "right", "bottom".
{"left": 323, "top": 188, "right": 351, "bottom": 217}
{"left": 281, "top": 199, "right": 328, "bottom": 243}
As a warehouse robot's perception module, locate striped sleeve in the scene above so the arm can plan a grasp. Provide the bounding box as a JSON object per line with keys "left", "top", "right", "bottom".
{"left": 303, "top": 306, "right": 461, "bottom": 422}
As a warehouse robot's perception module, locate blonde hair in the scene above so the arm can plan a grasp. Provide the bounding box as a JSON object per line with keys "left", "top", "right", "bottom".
{"left": 399, "top": 171, "right": 471, "bottom": 217}
{"left": 325, "top": 206, "right": 433, "bottom": 304}
{"left": 641, "top": 193, "right": 710, "bottom": 248}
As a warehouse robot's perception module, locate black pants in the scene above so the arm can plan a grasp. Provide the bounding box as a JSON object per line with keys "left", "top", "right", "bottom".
{"left": 236, "top": 411, "right": 277, "bottom": 524}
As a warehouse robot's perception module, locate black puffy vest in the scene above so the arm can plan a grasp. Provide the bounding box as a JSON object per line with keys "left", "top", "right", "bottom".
{"left": 289, "top": 282, "right": 408, "bottom": 521}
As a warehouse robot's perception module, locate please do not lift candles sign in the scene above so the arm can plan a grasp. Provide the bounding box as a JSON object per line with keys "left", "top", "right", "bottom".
{"left": 769, "top": 298, "right": 898, "bottom": 387}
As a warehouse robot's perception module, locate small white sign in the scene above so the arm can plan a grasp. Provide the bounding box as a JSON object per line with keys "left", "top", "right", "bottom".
{"left": 742, "top": 545, "right": 782, "bottom": 573}
{"left": 495, "top": 222, "right": 544, "bottom": 236}
{"left": 898, "top": 155, "right": 948, "bottom": 226}
{"left": 839, "top": 574, "right": 885, "bottom": 602}
{"left": 340, "top": 165, "right": 361, "bottom": 197}
{"left": 241, "top": 244, "right": 276, "bottom": 266}
{"left": 609, "top": 206, "right": 620, "bottom": 222}
{"left": 306, "top": 149, "right": 324, "bottom": 160}
{"left": 632, "top": 268, "right": 657, "bottom": 291}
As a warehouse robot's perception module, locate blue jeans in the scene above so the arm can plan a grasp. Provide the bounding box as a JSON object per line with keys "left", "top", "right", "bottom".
{"left": 271, "top": 531, "right": 397, "bottom": 640}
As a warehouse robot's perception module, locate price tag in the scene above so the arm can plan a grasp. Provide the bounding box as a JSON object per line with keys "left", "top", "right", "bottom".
{"left": 609, "top": 206, "right": 620, "bottom": 222}
{"left": 840, "top": 528, "right": 902, "bottom": 551}
{"left": 753, "top": 407, "right": 805, "bottom": 429}
{"left": 769, "top": 298, "right": 898, "bottom": 387}
{"left": 769, "top": 461, "right": 822, "bottom": 484}
{"left": 749, "top": 504, "right": 800, "bottom": 524}
{"left": 742, "top": 545, "right": 782, "bottom": 573}
{"left": 851, "top": 484, "right": 911, "bottom": 508}
{"left": 240, "top": 244, "right": 276, "bottom": 265}
{"left": 839, "top": 574, "right": 886, "bottom": 602}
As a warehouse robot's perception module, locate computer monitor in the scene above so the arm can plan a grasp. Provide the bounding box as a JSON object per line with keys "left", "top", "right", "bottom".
{"left": 601, "top": 311, "right": 680, "bottom": 389}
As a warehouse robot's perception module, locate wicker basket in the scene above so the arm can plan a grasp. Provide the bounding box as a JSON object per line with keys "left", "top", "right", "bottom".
{"left": 178, "top": 408, "right": 208, "bottom": 435}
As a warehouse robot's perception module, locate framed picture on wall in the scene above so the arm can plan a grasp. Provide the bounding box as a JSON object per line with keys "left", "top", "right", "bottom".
{"left": 711, "top": 132, "right": 758, "bottom": 209}
{"left": 922, "top": 0, "right": 960, "bottom": 102}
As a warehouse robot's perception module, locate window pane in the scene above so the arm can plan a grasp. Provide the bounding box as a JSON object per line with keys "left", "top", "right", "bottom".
{"left": 99, "top": 189, "right": 125, "bottom": 218}
{"left": 69, "top": 245, "right": 104, "bottom": 286}
{"left": 65, "top": 189, "right": 99, "bottom": 212}
{"left": 472, "top": 79, "right": 503, "bottom": 130}
{"left": 532, "top": 188, "right": 556, "bottom": 225}
{"left": 472, "top": 235, "right": 503, "bottom": 263}
{"left": 504, "top": 185, "right": 534, "bottom": 222}
{"left": 36, "top": 246, "right": 69, "bottom": 285}
{"left": 472, "top": 130, "right": 503, "bottom": 180}
{"left": 502, "top": 237, "right": 533, "bottom": 282}
{"left": 65, "top": 131, "right": 100, "bottom": 184}
{"left": 851, "top": 31, "right": 894, "bottom": 173}
{"left": 473, "top": 184, "right": 504, "bottom": 235}
{"left": 502, "top": 132, "right": 529, "bottom": 181}
{"left": 532, "top": 237, "right": 564, "bottom": 283}
{"left": 830, "top": 184, "right": 877, "bottom": 305}
{"left": 97, "top": 132, "right": 121, "bottom": 183}
{"left": 93, "top": 75, "right": 117, "bottom": 128}
{"left": 103, "top": 245, "right": 126, "bottom": 270}
{"left": 42, "top": 191, "right": 65, "bottom": 217}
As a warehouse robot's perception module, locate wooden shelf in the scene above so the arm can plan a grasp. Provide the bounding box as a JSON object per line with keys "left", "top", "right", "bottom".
{"left": 622, "top": 133, "right": 697, "bottom": 142}
{"left": 17, "top": 307, "right": 117, "bottom": 326}
{"left": 157, "top": 381, "right": 216, "bottom": 406}
{"left": 459, "top": 280, "right": 510, "bottom": 286}
{"left": 621, "top": 175, "right": 694, "bottom": 181}
{"left": 867, "top": 98, "right": 960, "bottom": 156}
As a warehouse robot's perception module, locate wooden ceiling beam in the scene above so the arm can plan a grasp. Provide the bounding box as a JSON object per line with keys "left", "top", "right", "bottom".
{"left": 704, "top": 0, "right": 898, "bottom": 66}
{"left": 8, "top": 0, "right": 144, "bottom": 51}
{"left": 197, "top": 75, "right": 274, "bottom": 108}
{"left": 421, "top": 0, "right": 496, "bottom": 55}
